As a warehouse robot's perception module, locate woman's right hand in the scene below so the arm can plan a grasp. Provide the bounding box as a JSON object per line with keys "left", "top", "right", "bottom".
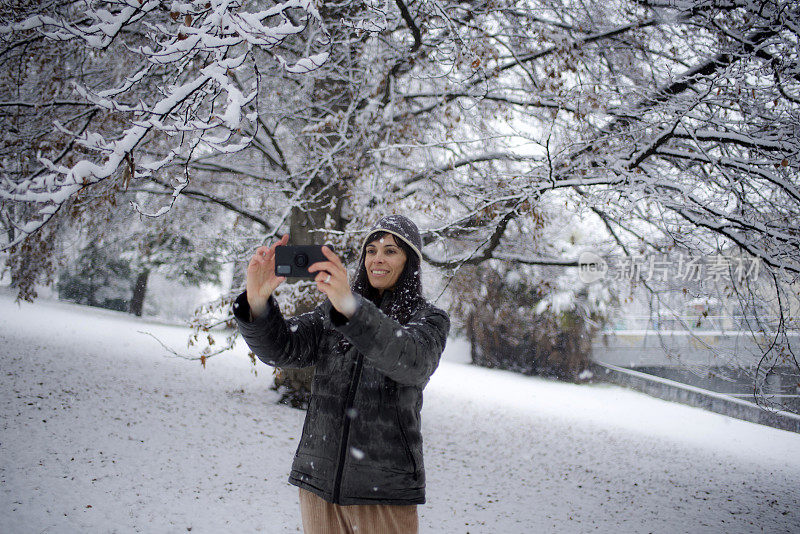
{"left": 246, "top": 234, "right": 289, "bottom": 318}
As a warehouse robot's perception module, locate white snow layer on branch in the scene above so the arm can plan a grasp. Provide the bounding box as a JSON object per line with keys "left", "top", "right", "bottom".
{"left": 278, "top": 52, "right": 331, "bottom": 73}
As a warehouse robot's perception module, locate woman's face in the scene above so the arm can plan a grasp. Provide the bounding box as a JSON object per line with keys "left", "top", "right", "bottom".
{"left": 364, "top": 233, "right": 407, "bottom": 294}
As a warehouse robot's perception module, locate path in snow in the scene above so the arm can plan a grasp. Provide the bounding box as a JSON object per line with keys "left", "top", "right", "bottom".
{"left": 1, "top": 292, "right": 798, "bottom": 533}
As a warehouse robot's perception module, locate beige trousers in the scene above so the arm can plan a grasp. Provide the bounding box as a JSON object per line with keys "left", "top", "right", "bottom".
{"left": 298, "top": 488, "right": 419, "bottom": 534}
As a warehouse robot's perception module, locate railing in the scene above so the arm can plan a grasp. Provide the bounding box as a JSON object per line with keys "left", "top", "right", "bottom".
{"left": 590, "top": 361, "right": 800, "bottom": 433}
{"left": 602, "top": 315, "right": 792, "bottom": 333}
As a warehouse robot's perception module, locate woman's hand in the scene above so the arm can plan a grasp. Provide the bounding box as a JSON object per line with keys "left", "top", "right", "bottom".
{"left": 308, "top": 246, "right": 357, "bottom": 319}
{"left": 245, "top": 234, "right": 289, "bottom": 318}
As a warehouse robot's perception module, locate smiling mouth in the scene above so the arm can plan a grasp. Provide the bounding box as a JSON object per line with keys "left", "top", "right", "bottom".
{"left": 371, "top": 270, "right": 389, "bottom": 275}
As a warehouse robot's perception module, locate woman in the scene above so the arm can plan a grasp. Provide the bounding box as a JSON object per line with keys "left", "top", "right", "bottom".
{"left": 232, "top": 215, "right": 450, "bottom": 534}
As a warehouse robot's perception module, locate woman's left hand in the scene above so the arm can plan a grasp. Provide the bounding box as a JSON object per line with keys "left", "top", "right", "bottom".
{"left": 308, "top": 246, "right": 357, "bottom": 319}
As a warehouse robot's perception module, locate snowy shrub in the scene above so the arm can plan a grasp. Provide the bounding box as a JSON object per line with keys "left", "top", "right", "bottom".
{"left": 450, "top": 263, "right": 607, "bottom": 382}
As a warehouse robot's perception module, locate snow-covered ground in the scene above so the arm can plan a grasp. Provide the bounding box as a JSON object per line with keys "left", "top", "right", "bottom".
{"left": 1, "top": 290, "right": 799, "bottom": 533}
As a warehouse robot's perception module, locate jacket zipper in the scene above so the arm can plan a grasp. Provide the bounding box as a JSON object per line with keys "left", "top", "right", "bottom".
{"left": 332, "top": 351, "right": 364, "bottom": 503}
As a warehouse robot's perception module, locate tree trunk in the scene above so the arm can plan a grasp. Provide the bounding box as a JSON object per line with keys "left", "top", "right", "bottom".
{"left": 229, "top": 261, "right": 246, "bottom": 294}
{"left": 129, "top": 269, "right": 150, "bottom": 317}
{"left": 271, "top": 3, "right": 359, "bottom": 409}
{"left": 272, "top": 182, "right": 347, "bottom": 409}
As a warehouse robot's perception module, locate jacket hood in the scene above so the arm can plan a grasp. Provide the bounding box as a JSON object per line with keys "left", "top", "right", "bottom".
{"left": 360, "top": 215, "right": 423, "bottom": 262}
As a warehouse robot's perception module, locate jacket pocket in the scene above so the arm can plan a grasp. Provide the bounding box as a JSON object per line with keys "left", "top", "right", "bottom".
{"left": 394, "top": 402, "right": 418, "bottom": 478}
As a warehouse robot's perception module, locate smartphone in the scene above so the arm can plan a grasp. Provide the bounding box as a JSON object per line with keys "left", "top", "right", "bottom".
{"left": 274, "top": 245, "right": 329, "bottom": 278}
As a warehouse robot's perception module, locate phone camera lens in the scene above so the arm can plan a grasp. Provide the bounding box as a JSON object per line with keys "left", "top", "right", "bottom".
{"left": 294, "top": 253, "right": 309, "bottom": 267}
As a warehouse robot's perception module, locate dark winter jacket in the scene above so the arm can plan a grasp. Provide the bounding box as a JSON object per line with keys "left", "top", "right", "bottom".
{"left": 233, "top": 289, "right": 450, "bottom": 505}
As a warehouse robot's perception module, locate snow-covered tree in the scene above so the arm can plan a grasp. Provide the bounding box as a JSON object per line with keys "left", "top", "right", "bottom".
{"left": 2, "top": 0, "right": 798, "bottom": 410}
{"left": 1, "top": 0, "right": 329, "bottom": 295}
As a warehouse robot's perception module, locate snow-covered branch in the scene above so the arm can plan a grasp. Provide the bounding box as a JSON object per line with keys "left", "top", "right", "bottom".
{"left": 1, "top": 0, "right": 329, "bottom": 250}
